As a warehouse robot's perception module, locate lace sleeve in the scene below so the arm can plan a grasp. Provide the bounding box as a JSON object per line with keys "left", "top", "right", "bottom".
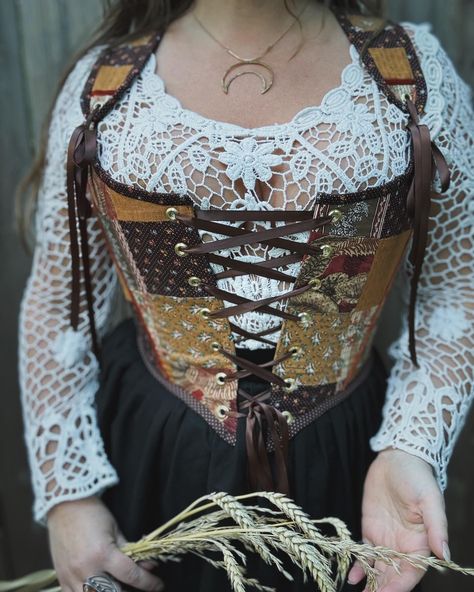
{"left": 369, "top": 23, "right": 474, "bottom": 492}
{"left": 18, "top": 46, "right": 120, "bottom": 526}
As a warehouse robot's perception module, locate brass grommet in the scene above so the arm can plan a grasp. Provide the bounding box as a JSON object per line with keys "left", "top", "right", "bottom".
{"left": 308, "top": 278, "right": 322, "bottom": 290}
{"left": 198, "top": 307, "right": 211, "bottom": 319}
{"left": 289, "top": 346, "right": 302, "bottom": 359}
{"left": 282, "top": 410, "right": 295, "bottom": 424}
{"left": 188, "top": 276, "right": 202, "bottom": 287}
{"left": 174, "top": 242, "right": 189, "bottom": 257}
{"left": 215, "top": 372, "right": 228, "bottom": 385}
{"left": 320, "top": 244, "right": 333, "bottom": 258}
{"left": 210, "top": 341, "right": 221, "bottom": 352}
{"left": 165, "top": 206, "right": 178, "bottom": 221}
{"left": 216, "top": 404, "right": 230, "bottom": 419}
{"left": 283, "top": 378, "right": 297, "bottom": 392}
{"left": 297, "top": 311, "right": 311, "bottom": 324}
{"left": 329, "top": 208, "right": 343, "bottom": 223}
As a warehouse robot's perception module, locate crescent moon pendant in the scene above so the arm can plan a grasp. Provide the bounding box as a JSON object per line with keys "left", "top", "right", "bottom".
{"left": 222, "top": 60, "right": 274, "bottom": 95}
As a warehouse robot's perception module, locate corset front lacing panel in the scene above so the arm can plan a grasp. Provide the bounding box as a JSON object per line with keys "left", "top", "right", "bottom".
{"left": 170, "top": 206, "right": 341, "bottom": 494}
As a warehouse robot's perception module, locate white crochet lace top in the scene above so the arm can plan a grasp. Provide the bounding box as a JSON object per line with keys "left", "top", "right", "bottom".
{"left": 18, "top": 21, "right": 474, "bottom": 525}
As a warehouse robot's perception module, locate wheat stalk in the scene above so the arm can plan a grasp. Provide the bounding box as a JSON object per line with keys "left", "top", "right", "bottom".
{"left": 1, "top": 490, "right": 474, "bottom": 592}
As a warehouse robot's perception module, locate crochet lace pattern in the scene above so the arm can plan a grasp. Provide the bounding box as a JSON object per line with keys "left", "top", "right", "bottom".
{"left": 18, "top": 22, "right": 473, "bottom": 525}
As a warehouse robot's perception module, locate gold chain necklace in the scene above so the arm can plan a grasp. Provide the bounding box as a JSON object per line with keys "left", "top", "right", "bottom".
{"left": 192, "top": 1, "right": 310, "bottom": 94}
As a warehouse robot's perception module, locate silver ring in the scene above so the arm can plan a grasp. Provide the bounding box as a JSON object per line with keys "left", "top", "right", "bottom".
{"left": 83, "top": 573, "right": 122, "bottom": 592}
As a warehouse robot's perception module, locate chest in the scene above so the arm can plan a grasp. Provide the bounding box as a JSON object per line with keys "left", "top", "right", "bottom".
{"left": 153, "top": 12, "right": 353, "bottom": 130}
{"left": 97, "top": 53, "right": 410, "bottom": 210}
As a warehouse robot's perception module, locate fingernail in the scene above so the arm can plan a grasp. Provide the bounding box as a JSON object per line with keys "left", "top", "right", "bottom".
{"left": 442, "top": 541, "right": 451, "bottom": 562}
{"left": 347, "top": 574, "right": 358, "bottom": 585}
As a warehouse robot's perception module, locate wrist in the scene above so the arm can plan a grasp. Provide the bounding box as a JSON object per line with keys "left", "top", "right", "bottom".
{"left": 46, "top": 495, "right": 102, "bottom": 525}
{"left": 376, "top": 447, "right": 436, "bottom": 474}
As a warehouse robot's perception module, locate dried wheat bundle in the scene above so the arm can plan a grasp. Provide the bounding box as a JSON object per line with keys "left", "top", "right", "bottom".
{"left": 1, "top": 491, "right": 474, "bottom": 592}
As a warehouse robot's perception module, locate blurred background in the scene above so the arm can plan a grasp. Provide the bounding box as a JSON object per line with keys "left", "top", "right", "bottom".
{"left": 0, "top": 0, "right": 473, "bottom": 589}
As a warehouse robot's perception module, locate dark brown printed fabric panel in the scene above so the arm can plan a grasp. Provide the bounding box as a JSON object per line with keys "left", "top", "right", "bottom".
{"left": 315, "top": 169, "right": 413, "bottom": 238}
{"left": 119, "top": 220, "right": 217, "bottom": 297}
{"left": 371, "top": 174, "right": 412, "bottom": 237}
{"left": 270, "top": 383, "right": 336, "bottom": 417}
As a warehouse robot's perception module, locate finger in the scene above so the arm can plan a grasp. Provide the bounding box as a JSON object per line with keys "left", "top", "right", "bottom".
{"left": 54, "top": 568, "right": 80, "bottom": 592}
{"left": 61, "top": 576, "right": 87, "bottom": 592}
{"left": 347, "top": 538, "right": 375, "bottom": 586}
{"left": 115, "top": 530, "right": 158, "bottom": 572}
{"left": 138, "top": 559, "right": 159, "bottom": 572}
{"left": 347, "top": 559, "right": 367, "bottom": 586}
{"left": 375, "top": 561, "right": 427, "bottom": 592}
{"left": 116, "top": 531, "right": 129, "bottom": 549}
{"left": 113, "top": 527, "right": 159, "bottom": 573}
{"left": 421, "top": 492, "right": 449, "bottom": 561}
{"left": 105, "top": 549, "right": 164, "bottom": 591}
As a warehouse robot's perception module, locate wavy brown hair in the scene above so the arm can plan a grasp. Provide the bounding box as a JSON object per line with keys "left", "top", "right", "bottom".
{"left": 16, "top": 0, "right": 384, "bottom": 249}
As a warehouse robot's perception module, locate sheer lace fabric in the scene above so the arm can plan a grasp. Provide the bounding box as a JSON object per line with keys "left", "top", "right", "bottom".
{"left": 18, "top": 22, "right": 473, "bottom": 525}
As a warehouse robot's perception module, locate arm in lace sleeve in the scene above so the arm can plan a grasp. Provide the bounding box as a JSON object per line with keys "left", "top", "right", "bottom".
{"left": 18, "top": 47, "right": 120, "bottom": 526}
{"left": 369, "top": 23, "right": 474, "bottom": 492}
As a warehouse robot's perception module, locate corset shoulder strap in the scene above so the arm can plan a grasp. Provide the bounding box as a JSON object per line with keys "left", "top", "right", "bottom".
{"left": 332, "top": 9, "right": 428, "bottom": 116}
{"left": 66, "top": 32, "right": 161, "bottom": 362}
{"left": 80, "top": 32, "right": 162, "bottom": 124}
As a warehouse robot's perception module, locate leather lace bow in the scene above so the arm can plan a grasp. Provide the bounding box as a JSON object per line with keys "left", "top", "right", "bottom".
{"left": 238, "top": 388, "right": 290, "bottom": 495}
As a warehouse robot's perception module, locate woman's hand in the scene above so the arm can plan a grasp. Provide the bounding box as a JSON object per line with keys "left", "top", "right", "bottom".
{"left": 347, "top": 448, "right": 449, "bottom": 592}
{"left": 47, "top": 495, "right": 164, "bottom": 592}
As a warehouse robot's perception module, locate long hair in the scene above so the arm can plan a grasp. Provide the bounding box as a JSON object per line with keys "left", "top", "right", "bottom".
{"left": 16, "top": 0, "right": 384, "bottom": 249}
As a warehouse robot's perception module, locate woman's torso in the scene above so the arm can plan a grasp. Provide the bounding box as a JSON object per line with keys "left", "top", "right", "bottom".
{"left": 95, "top": 6, "right": 412, "bottom": 350}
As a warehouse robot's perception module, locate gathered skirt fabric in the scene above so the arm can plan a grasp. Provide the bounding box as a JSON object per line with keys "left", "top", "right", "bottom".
{"left": 95, "top": 318, "right": 422, "bottom": 592}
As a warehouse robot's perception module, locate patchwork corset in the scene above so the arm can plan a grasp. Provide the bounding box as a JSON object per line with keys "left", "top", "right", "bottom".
{"left": 66, "top": 10, "right": 450, "bottom": 493}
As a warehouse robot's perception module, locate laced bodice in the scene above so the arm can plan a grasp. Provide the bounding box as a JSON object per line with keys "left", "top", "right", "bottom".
{"left": 18, "top": 21, "right": 474, "bottom": 525}
{"left": 99, "top": 44, "right": 413, "bottom": 351}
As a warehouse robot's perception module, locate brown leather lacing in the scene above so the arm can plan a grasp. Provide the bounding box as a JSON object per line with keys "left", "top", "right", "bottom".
{"left": 173, "top": 208, "right": 335, "bottom": 494}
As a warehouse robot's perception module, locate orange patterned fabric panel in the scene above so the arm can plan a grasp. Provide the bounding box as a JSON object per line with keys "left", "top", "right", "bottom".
{"left": 134, "top": 291, "right": 239, "bottom": 423}
{"left": 368, "top": 47, "right": 415, "bottom": 84}
{"left": 91, "top": 65, "right": 134, "bottom": 96}
{"left": 106, "top": 189, "right": 194, "bottom": 222}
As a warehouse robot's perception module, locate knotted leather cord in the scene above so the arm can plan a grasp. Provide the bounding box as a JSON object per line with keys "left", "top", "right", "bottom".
{"left": 239, "top": 387, "right": 290, "bottom": 494}
{"left": 66, "top": 106, "right": 101, "bottom": 362}
{"left": 175, "top": 209, "right": 334, "bottom": 494}
{"left": 405, "top": 98, "right": 451, "bottom": 367}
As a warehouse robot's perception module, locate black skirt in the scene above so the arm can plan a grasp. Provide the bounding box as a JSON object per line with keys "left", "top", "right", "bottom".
{"left": 96, "top": 317, "right": 423, "bottom": 592}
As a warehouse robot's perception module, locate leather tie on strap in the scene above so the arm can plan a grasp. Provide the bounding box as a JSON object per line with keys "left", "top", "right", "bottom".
{"left": 66, "top": 106, "right": 101, "bottom": 361}
{"left": 405, "top": 98, "right": 451, "bottom": 367}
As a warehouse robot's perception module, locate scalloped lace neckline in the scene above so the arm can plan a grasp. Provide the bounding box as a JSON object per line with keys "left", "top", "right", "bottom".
{"left": 146, "top": 43, "right": 361, "bottom": 135}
